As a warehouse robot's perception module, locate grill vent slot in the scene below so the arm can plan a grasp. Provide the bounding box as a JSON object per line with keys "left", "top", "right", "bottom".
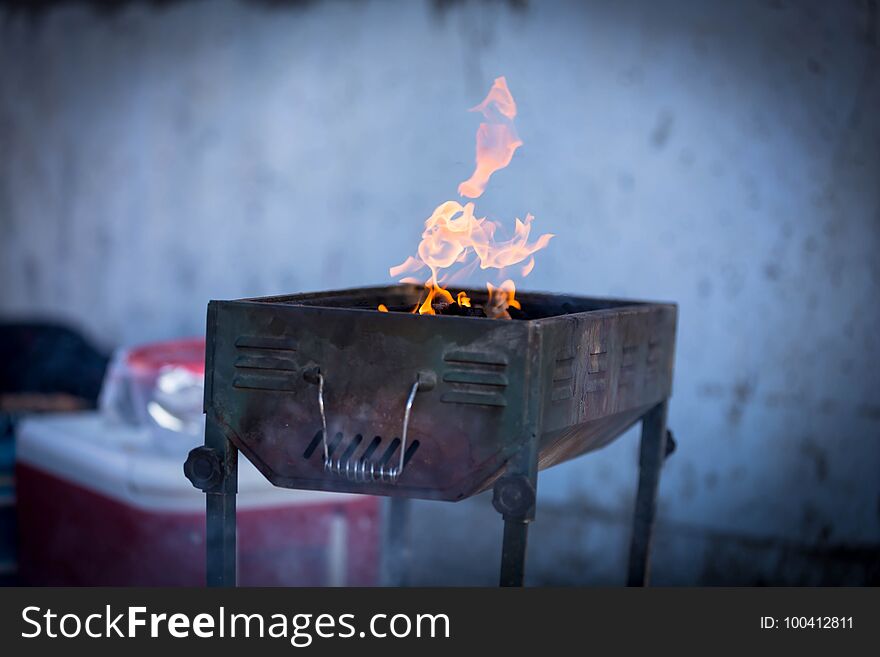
{"left": 326, "top": 432, "right": 344, "bottom": 457}
{"left": 586, "top": 349, "right": 608, "bottom": 392}
{"left": 303, "top": 430, "right": 323, "bottom": 459}
{"left": 618, "top": 344, "right": 641, "bottom": 390}
{"left": 551, "top": 355, "right": 575, "bottom": 401}
{"left": 645, "top": 338, "right": 664, "bottom": 386}
{"left": 361, "top": 436, "right": 382, "bottom": 462}
{"left": 340, "top": 434, "right": 363, "bottom": 462}
{"left": 441, "top": 350, "right": 508, "bottom": 407}
{"left": 233, "top": 334, "right": 298, "bottom": 392}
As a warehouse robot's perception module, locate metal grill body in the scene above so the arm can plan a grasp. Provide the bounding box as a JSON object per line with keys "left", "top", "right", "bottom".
{"left": 186, "top": 284, "right": 677, "bottom": 586}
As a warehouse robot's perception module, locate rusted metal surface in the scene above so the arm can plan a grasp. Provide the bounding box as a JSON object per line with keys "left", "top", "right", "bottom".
{"left": 201, "top": 284, "right": 677, "bottom": 502}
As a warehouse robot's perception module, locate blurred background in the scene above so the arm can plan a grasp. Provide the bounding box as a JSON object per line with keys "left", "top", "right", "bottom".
{"left": 1, "top": 0, "right": 878, "bottom": 585}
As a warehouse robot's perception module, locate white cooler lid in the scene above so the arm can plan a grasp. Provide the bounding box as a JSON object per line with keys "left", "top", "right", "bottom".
{"left": 16, "top": 412, "right": 358, "bottom": 512}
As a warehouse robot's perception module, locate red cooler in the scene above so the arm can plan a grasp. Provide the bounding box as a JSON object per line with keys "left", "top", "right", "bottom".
{"left": 15, "top": 338, "right": 380, "bottom": 586}
{"left": 16, "top": 413, "right": 380, "bottom": 586}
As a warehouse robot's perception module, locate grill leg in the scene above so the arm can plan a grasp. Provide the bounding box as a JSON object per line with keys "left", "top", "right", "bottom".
{"left": 384, "top": 497, "right": 411, "bottom": 586}
{"left": 206, "top": 478, "right": 237, "bottom": 587}
{"left": 198, "top": 419, "right": 238, "bottom": 587}
{"left": 626, "top": 399, "right": 669, "bottom": 586}
{"left": 499, "top": 519, "right": 529, "bottom": 586}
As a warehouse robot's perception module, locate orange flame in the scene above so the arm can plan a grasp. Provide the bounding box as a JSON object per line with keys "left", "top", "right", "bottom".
{"left": 385, "top": 77, "right": 553, "bottom": 318}
{"left": 417, "top": 282, "right": 454, "bottom": 315}
{"left": 390, "top": 200, "right": 552, "bottom": 314}
{"left": 458, "top": 77, "right": 522, "bottom": 199}
{"left": 485, "top": 280, "right": 521, "bottom": 319}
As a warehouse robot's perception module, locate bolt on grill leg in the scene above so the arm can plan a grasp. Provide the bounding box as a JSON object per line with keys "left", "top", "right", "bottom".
{"left": 626, "top": 399, "right": 669, "bottom": 586}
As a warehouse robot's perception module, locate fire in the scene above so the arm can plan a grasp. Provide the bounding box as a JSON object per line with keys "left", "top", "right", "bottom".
{"left": 386, "top": 77, "right": 553, "bottom": 318}
{"left": 458, "top": 77, "right": 523, "bottom": 199}
{"left": 486, "top": 280, "right": 521, "bottom": 320}
{"left": 417, "top": 282, "right": 454, "bottom": 316}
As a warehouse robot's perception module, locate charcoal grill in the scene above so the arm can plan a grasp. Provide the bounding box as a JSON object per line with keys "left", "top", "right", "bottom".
{"left": 184, "top": 284, "right": 677, "bottom": 586}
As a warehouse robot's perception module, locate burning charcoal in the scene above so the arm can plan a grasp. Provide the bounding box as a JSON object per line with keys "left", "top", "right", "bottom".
{"left": 432, "top": 301, "right": 488, "bottom": 318}
{"left": 436, "top": 302, "right": 460, "bottom": 316}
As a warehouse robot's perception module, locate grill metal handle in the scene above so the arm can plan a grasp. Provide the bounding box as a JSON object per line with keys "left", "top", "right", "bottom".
{"left": 311, "top": 370, "right": 424, "bottom": 483}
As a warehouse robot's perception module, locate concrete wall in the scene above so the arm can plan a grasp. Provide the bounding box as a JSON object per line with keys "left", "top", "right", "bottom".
{"left": 1, "top": 0, "right": 878, "bottom": 584}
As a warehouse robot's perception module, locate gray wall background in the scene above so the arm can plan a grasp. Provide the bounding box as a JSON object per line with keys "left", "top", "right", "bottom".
{"left": 1, "top": 0, "right": 878, "bottom": 584}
